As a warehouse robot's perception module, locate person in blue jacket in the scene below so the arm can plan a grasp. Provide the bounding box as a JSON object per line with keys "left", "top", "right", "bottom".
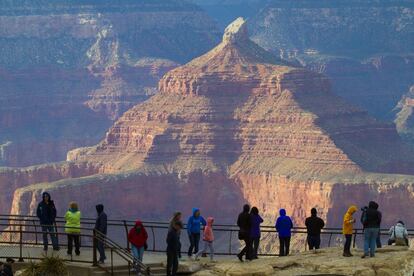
{"left": 275, "top": 209, "right": 293, "bottom": 256}
{"left": 187, "top": 208, "right": 206, "bottom": 257}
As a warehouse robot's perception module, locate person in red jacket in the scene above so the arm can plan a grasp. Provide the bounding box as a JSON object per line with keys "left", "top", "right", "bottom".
{"left": 128, "top": 220, "right": 148, "bottom": 268}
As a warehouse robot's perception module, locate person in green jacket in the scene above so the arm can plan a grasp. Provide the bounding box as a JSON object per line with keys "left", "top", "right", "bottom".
{"left": 64, "top": 202, "right": 81, "bottom": 256}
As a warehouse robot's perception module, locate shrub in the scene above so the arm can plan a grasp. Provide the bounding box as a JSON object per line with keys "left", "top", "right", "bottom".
{"left": 21, "top": 255, "right": 68, "bottom": 276}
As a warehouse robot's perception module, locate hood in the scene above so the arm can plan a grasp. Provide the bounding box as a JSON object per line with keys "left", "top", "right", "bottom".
{"left": 42, "top": 192, "right": 51, "bottom": 201}
{"left": 96, "top": 204, "right": 104, "bottom": 214}
{"left": 396, "top": 222, "right": 405, "bottom": 228}
{"left": 192, "top": 208, "right": 200, "bottom": 216}
{"left": 135, "top": 220, "right": 143, "bottom": 227}
{"left": 69, "top": 208, "right": 78, "bottom": 213}
{"left": 368, "top": 201, "right": 379, "bottom": 210}
{"left": 243, "top": 204, "right": 250, "bottom": 213}
{"left": 347, "top": 205, "right": 358, "bottom": 214}
{"left": 207, "top": 217, "right": 214, "bottom": 226}
{"left": 311, "top": 208, "right": 317, "bottom": 217}
{"left": 279, "top": 209, "right": 286, "bottom": 216}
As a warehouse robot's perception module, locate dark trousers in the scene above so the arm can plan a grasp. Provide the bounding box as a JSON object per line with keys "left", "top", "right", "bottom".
{"left": 97, "top": 238, "right": 106, "bottom": 261}
{"left": 167, "top": 250, "right": 178, "bottom": 276}
{"left": 188, "top": 233, "right": 200, "bottom": 256}
{"left": 279, "top": 237, "right": 291, "bottom": 256}
{"left": 67, "top": 234, "right": 80, "bottom": 255}
{"left": 307, "top": 235, "right": 321, "bottom": 250}
{"left": 239, "top": 237, "right": 253, "bottom": 260}
{"left": 252, "top": 237, "right": 260, "bottom": 258}
{"left": 344, "top": 234, "right": 352, "bottom": 253}
{"left": 41, "top": 225, "right": 59, "bottom": 250}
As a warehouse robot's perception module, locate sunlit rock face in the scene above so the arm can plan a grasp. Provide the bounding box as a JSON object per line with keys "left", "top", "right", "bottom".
{"left": 7, "top": 18, "right": 414, "bottom": 234}
{"left": 0, "top": 0, "right": 219, "bottom": 167}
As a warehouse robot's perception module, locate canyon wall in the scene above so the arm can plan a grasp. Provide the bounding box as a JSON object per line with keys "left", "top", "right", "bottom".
{"left": 0, "top": 0, "right": 219, "bottom": 167}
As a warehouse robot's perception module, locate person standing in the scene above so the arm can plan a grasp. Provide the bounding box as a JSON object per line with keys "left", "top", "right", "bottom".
{"left": 250, "top": 207, "right": 264, "bottom": 259}
{"left": 94, "top": 204, "right": 107, "bottom": 264}
{"left": 237, "top": 204, "right": 252, "bottom": 262}
{"left": 187, "top": 208, "right": 206, "bottom": 258}
{"left": 388, "top": 221, "right": 409, "bottom": 246}
{"left": 361, "top": 201, "right": 382, "bottom": 258}
{"left": 36, "top": 192, "right": 59, "bottom": 251}
{"left": 64, "top": 202, "right": 81, "bottom": 256}
{"left": 128, "top": 221, "right": 148, "bottom": 265}
{"left": 305, "top": 208, "right": 325, "bottom": 251}
{"left": 169, "top": 212, "right": 183, "bottom": 259}
{"left": 194, "top": 217, "right": 215, "bottom": 261}
{"left": 167, "top": 222, "right": 182, "bottom": 276}
{"left": 342, "top": 205, "right": 357, "bottom": 257}
{"left": 275, "top": 209, "right": 293, "bottom": 257}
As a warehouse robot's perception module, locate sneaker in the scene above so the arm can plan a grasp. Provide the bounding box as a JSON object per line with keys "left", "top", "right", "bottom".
{"left": 237, "top": 254, "right": 243, "bottom": 262}
{"left": 361, "top": 254, "right": 367, "bottom": 259}
{"left": 370, "top": 254, "right": 375, "bottom": 257}
{"left": 98, "top": 260, "right": 105, "bottom": 264}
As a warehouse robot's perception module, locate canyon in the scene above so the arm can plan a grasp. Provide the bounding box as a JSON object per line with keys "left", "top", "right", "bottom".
{"left": 0, "top": 0, "right": 219, "bottom": 167}
{"left": 248, "top": 0, "right": 414, "bottom": 134}
{"left": 5, "top": 18, "right": 414, "bottom": 236}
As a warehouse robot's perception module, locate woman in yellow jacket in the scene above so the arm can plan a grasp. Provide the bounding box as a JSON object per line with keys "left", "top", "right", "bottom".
{"left": 65, "top": 202, "right": 81, "bottom": 256}
{"left": 342, "top": 205, "right": 357, "bottom": 257}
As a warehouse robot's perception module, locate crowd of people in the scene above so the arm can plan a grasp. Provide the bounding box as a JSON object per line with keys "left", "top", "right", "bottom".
{"left": 33, "top": 193, "right": 410, "bottom": 276}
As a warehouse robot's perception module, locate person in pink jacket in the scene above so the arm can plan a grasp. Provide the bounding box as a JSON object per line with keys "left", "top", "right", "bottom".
{"left": 194, "top": 217, "right": 215, "bottom": 261}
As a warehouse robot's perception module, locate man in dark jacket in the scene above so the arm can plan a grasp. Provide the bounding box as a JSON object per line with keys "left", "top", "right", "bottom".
{"left": 36, "top": 192, "right": 59, "bottom": 251}
{"left": 237, "top": 204, "right": 252, "bottom": 262}
{"left": 361, "top": 201, "right": 382, "bottom": 258}
{"left": 305, "top": 208, "right": 325, "bottom": 250}
{"left": 167, "top": 222, "right": 182, "bottom": 276}
{"left": 94, "top": 204, "right": 107, "bottom": 264}
{"left": 275, "top": 209, "right": 293, "bottom": 256}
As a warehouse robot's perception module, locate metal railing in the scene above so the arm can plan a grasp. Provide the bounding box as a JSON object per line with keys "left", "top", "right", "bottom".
{"left": 0, "top": 214, "right": 412, "bottom": 258}
{"left": 0, "top": 217, "right": 150, "bottom": 276}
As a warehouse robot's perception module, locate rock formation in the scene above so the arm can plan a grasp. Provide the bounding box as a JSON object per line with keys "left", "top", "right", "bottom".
{"left": 193, "top": 247, "right": 414, "bottom": 276}
{"left": 249, "top": 1, "right": 414, "bottom": 126}
{"left": 0, "top": 0, "right": 219, "bottom": 166}
{"left": 7, "top": 18, "right": 414, "bottom": 236}
{"left": 395, "top": 85, "right": 414, "bottom": 143}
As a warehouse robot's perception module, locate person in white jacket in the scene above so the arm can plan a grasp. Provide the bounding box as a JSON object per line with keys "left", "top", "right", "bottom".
{"left": 388, "top": 221, "right": 409, "bottom": 246}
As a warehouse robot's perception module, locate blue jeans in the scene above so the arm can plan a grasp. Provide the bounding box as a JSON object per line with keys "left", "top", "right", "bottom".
{"left": 131, "top": 245, "right": 145, "bottom": 262}
{"left": 41, "top": 225, "right": 59, "bottom": 250}
{"left": 364, "top": 228, "right": 379, "bottom": 256}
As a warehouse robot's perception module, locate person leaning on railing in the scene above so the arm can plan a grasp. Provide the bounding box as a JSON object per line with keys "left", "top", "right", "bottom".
{"left": 64, "top": 202, "right": 81, "bottom": 256}
{"left": 36, "top": 192, "right": 59, "bottom": 252}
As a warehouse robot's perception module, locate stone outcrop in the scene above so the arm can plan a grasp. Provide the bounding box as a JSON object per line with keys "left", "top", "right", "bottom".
{"left": 193, "top": 247, "right": 414, "bottom": 276}
{"left": 0, "top": 0, "right": 219, "bottom": 167}
{"left": 395, "top": 85, "right": 414, "bottom": 143}
{"left": 8, "top": 18, "right": 414, "bottom": 236}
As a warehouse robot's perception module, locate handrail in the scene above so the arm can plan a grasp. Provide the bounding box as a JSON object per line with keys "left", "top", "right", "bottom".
{"left": 0, "top": 221, "right": 151, "bottom": 276}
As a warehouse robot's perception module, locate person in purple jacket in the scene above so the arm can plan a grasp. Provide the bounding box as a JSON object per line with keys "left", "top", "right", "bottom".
{"left": 250, "top": 207, "right": 264, "bottom": 259}
{"left": 275, "top": 209, "right": 293, "bottom": 256}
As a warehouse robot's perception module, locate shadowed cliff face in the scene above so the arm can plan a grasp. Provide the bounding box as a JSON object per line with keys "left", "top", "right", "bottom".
{"left": 0, "top": 0, "right": 220, "bottom": 167}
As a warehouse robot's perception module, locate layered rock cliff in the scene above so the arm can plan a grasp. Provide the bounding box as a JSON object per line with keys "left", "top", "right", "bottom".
{"left": 249, "top": 0, "right": 414, "bottom": 128}
{"left": 8, "top": 18, "right": 414, "bottom": 235}
{"left": 0, "top": 0, "right": 219, "bottom": 166}
{"left": 395, "top": 85, "right": 414, "bottom": 143}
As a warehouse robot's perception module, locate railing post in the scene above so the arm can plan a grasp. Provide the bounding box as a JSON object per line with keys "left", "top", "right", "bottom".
{"left": 32, "top": 220, "right": 38, "bottom": 245}
{"left": 123, "top": 220, "right": 130, "bottom": 251}
{"left": 19, "top": 225, "right": 24, "bottom": 262}
{"left": 353, "top": 229, "right": 357, "bottom": 248}
{"left": 229, "top": 230, "right": 232, "bottom": 255}
{"left": 110, "top": 248, "right": 114, "bottom": 276}
{"left": 92, "top": 229, "right": 98, "bottom": 266}
{"left": 328, "top": 233, "right": 333, "bottom": 247}
{"left": 151, "top": 226, "right": 155, "bottom": 252}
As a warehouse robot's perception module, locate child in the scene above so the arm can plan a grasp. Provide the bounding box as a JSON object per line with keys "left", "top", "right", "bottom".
{"left": 342, "top": 205, "right": 357, "bottom": 257}
{"left": 194, "top": 217, "right": 215, "bottom": 261}
{"left": 167, "top": 222, "right": 182, "bottom": 276}
{"left": 64, "top": 201, "right": 81, "bottom": 256}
